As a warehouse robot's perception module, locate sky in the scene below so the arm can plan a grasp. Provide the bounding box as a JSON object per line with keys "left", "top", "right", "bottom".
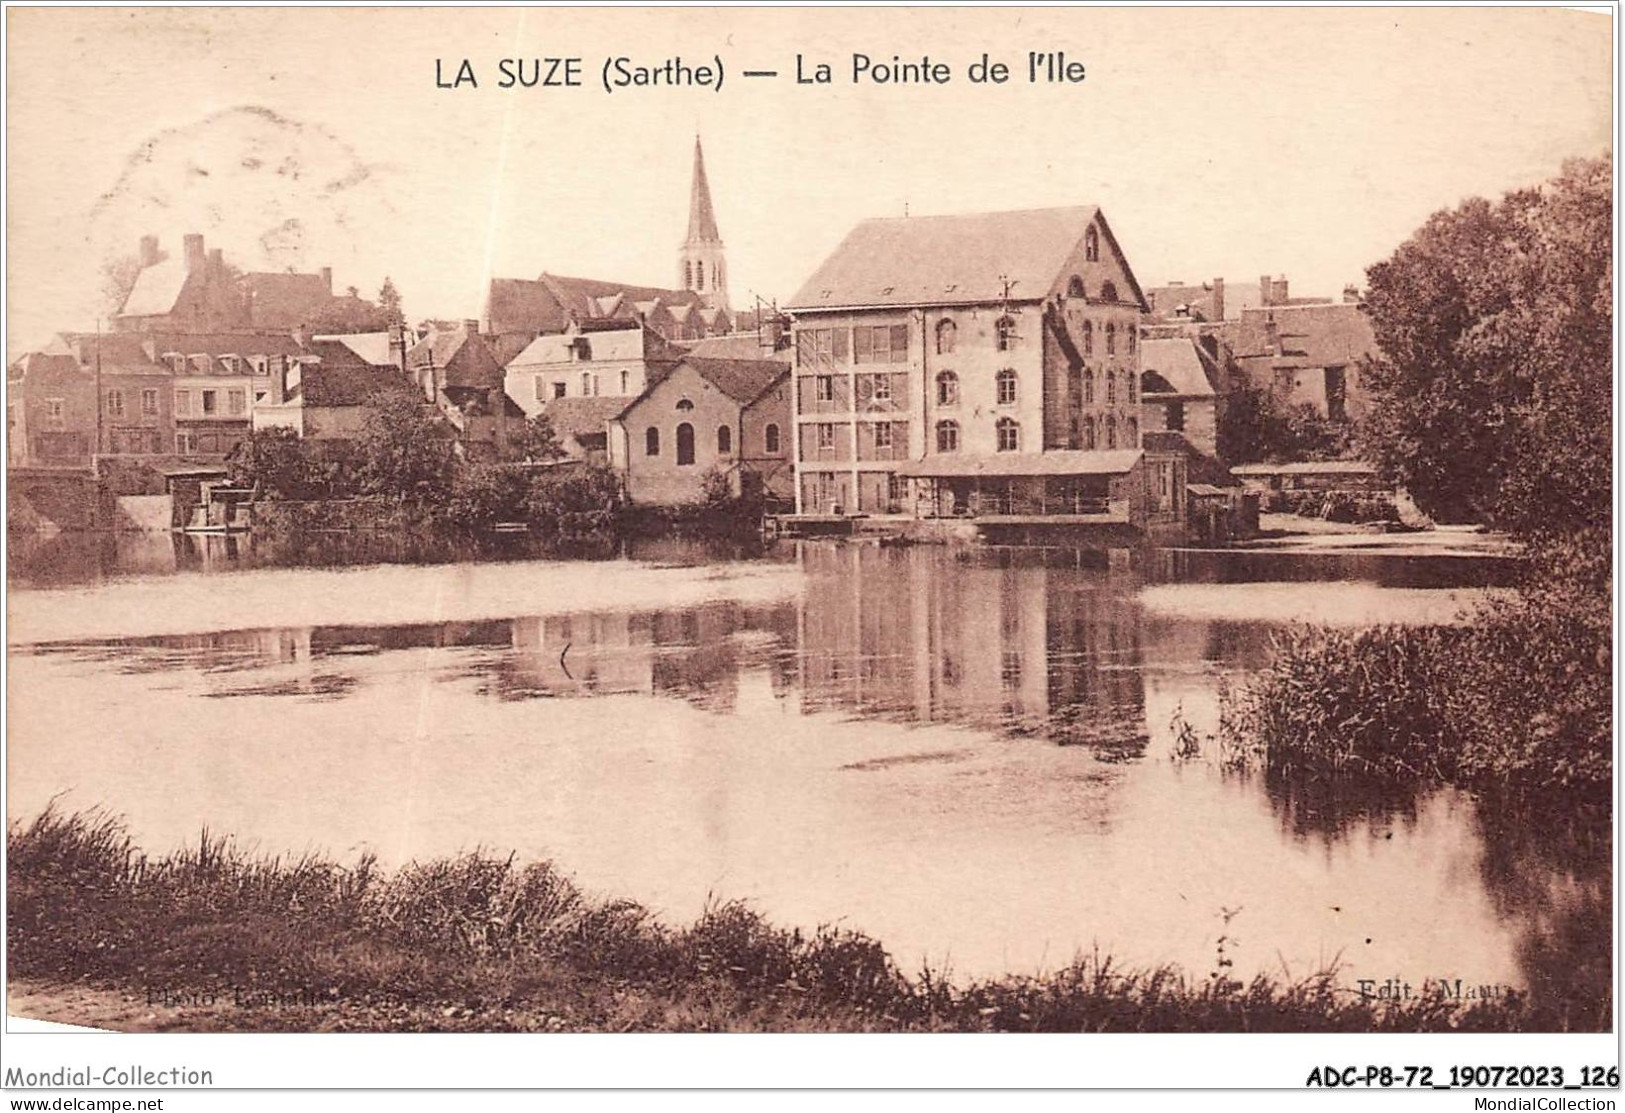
{"left": 5, "top": 6, "right": 1613, "bottom": 356}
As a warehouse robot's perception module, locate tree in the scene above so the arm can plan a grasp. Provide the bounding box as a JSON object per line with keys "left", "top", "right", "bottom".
{"left": 227, "top": 427, "right": 314, "bottom": 499}
{"left": 355, "top": 390, "right": 454, "bottom": 500}
{"left": 101, "top": 245, "right": 166, "bottom": 316}
{"left": 1357, "top": 155, "right": 1611, "bottom": 531}
{"left": 512, "top": 412, "right": 565, "bottom": 463}
{"left": 1218, "top": 385, "right": 1352, "bottom": 465}
{"left": 378, "top": 277, "right": 405, "bottom": 328}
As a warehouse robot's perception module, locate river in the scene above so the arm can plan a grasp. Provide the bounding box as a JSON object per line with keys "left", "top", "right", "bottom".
{"left": 5, "top": 532, "right": 1608, "bottom": 1021}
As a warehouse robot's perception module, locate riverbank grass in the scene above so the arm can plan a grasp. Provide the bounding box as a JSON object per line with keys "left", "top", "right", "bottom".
{"left": 9, "top": 807, "right": 1553, "bottom": 1032}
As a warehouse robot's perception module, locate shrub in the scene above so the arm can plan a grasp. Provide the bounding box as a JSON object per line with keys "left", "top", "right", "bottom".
{"left": 521, "top": 465, "right": 623, "bottom": 537}
{"left": 441, "top": 464, "right": 530, "bottom": 533}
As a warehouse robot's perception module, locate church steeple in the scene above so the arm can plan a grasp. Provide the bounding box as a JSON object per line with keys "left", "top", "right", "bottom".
{"left": 679, "top": 135, "right": 729, "bottom": 311}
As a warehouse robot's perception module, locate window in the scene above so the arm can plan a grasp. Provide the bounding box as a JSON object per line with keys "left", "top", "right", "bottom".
{"left": 796, "top": 327, "right": 849, "bottom": 367}
{"left": 935, "top": 319, "right": 957, "bottom": 354}
{"left": 695, "top": 264, "right": 704, "bottom": 292}
{"left": 718, "top": 425, "right": 732, "bottom": 454}
{"left": 141, "top": 389, "right": 158, "bottom": 416}
{"left": 174, "top": 389, "right": 191, "bottom": 416}
{"left": 1084, "top": 226, "right": 1100, "bottom": 262}
{"left": 764, "top": 423, "right": 781, "bottom": 454}
{"left": 1106, "top": 372, "right": 1117, "bottom": 405}
{"left": 581, "top": 372, "right": 592, "bottom": 396}
{"left": 936, "top": 420, "right": 959, "bottom": 453}
{"left": 996, "top": 417, "right": 1019, "bottom": 452}
{"left": 873, "top": 422, "right": 893, "bottom": 450}
{"left": 685, "top": 261, "right": 693, "bottom": 289}
{"left": 175, "top": 431, "right": 195, "bottom": 455}
{"left": 1082, "top": 320, "right": 1093, "bottom": 355}
{"left": 1084, "top": 367, "right": 1095, "bottom": 404}
{"left": 1067, "top": 275, "right": 1086, "bottom": 298}
{"left": 164, "top": 353, "right": 185, "bottom": 374}
{"left": 1125, "top": 416, "right": 1138, "bottom": 445}
{"left": 105, "top": 389, "right": 125, "bottom": 417}
{"left": 227, "top": 389, "right": 245, "bottom": 416}
{"left": 676, "top": 422, "right": 696, "bottom": 465}
{"left": 1126, "top": 371, "right": 1137, "bottom": 403}
{"left": 1069, "top": 417, "right": 1080, "bottom": 449}
{"left": 1106, "top": 322, "right": 1117, "bottom": 355}
{"left": 1166, "top": 400, "right": 1186, "bottom": 431}
{"left": 646, "top": 427, "right": 660, "bottom": 456}
{"left": 1105, "top": 414, "right": 1117, "bottom": 449}
{"left": 996, "top": 368, "right": 1017, "bottom": 405}
{"left": 1127, "top": 328, "right": 1137, "bottom": 355}
{"left": 553, "top": 382, "right": 567, "bottom": 400}
{"left": 189, "top": 354, "right": 211, "bottom": 374}
{"left": 676, "top": 398, "right": 694, "bottom": 412}
{"left": 995, "top": 316, "right": 1017, "bottom": 351}
{"left": 936, "top": 370, "right": 959, "bottom": 406}
{"left": 888, "top": 473, "right": 908, "bottom": 508}
{"left": 817, "top": 424, "right": 836, "bottom": 450}
{"left": 251, "top": 356, "right": 270, "bottom": 377}
{"left": 1082, "top": 415, "right": 1096, "bottom": 449}
{"left": 620, "top": 370, "right": 629, "bottom": 394}
{"left": 44, "top": 398, "right": 64, "bottom": 421}
{"left": 534, "top": 377, "right": 548, "bottom": 401}
{"left": 853, "top": 324, "right": 909, "bottom": 364}
{"left": 1101, "top": 281, "right": 1119, "bottom": 304}
{"left": 815, "top": 376, "right": 835, "bottom": 403}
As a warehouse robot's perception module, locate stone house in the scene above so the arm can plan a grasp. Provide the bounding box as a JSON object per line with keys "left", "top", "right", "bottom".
{"left": 405, "top": 322, "right": 523, "bottom": 460}
{"left": 253, "top": 334, "right": 416, "bottom": 441}
{"left": 1139, "top": 336, "right": 1224, "bottom": 458}
{"left": 607, "top": 357, "right": 791, "bottom": 505}
{"left": 1228, "top": 291, "right": 1376, "bottom": 423}
{"left": 784, "top": 205, "right": 1183, "bottom": 533}
{"left": 504, "top": 321, "right": 685, "bottom": 414}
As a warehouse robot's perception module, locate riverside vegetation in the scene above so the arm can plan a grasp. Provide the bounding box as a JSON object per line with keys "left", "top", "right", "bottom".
{"left": 1220, "top": 157, "right": 1612, "bottom": 800}
{"left": 9, "top": 807, "right": 1551, "bottom": 1033}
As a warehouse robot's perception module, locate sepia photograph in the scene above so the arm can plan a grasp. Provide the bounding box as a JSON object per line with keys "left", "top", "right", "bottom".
{"left": 1, "top": 2, "right": 1616, "bottom": 1097}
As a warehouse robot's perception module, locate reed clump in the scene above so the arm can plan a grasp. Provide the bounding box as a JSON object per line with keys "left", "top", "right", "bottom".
{"left": 8, "top": 806, "right": 1558, "bottom": 1032}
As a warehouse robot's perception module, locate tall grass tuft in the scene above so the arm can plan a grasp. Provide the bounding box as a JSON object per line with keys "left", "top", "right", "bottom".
{"left": 8, "top": 807, "right": 1568, "bottom": 1033}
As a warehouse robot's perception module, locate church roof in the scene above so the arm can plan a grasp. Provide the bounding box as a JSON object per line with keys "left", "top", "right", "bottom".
{"left": 685, "top": 136, "right": 722, "bottom": 244}
{"left": 788, "top": 205, "right": 1129, "bottom": 311}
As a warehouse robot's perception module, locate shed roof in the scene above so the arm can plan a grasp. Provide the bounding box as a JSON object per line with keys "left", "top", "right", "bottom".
{"left": 897, "top": 449, "right": 1142, "bottom": 479}
{"left": 1140, "top": 337, "right": 1219, "bottom": 397}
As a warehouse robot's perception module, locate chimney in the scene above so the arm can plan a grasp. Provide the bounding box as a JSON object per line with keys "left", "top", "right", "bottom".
{"left": 292, "top": 324, "right": 313, "bottom": 349}
{"left": 1259, "top": 275, "right": 1273, "bottom": 307}
{"left": 183, "top": 233, "right": 206, "bottom": 273}
{"left": 320, "top": 266, "right": 333, "bottom": 294}
{"left": 1270, "top": 276, "right": 1290, "bottom": 306}
{"left": 139, "top": 235, "right": 160, "bottom": 268}
{"left": 1343, "top": 284, "right": 1361, "bottom": 304}
{"left": 463, "top": 318, "right": 481, "bottom": 338}
{"left": 1210, "top": 277, "right": 1225, "bottom": 322}
{"left": 389, "top": 323, "right": 408, "bottom": 372}
{"left": 274, "top": 355, "right": 290, "bottom": 406}
{"left": 208, "top": 248, "right": 223, "bottom": 277}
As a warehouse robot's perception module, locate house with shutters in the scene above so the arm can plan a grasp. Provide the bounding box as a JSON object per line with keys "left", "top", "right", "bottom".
{"left": 784, "top": 205, "right": 1186, "bottom": 535}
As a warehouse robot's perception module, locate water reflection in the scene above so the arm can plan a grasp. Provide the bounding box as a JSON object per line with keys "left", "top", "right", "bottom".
{"left": 5, "top": 539, "right": 1605, "bottom": 1023}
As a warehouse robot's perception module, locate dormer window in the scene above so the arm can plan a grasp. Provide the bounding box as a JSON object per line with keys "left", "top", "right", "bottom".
{"left": 163, "top": 352, "right": 185, "bottom": 374}
{"left": 188, "top": 354, "right": 211, "bottom": 375}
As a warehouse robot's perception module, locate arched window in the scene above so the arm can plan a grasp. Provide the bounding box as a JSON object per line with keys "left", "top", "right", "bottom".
{"left": 718, "top": 425, "right": 732, "bottom": 454}
{"left": 1082, "top": 320, "right": 1093, "bottom": 355}
{"left": 1106, "top": 322, "right": 1117, "bottom": 355}
{"left": 1084, "top": 226, "right": 1100, "bottom": 262}
{"left": 1101, "top": 281, "right": 1119, "bottom": 303}
{"left": 995, "top": 316, "right": 1017, "bottom": 351}
{"left": 695, "top": 265, "right": 704, "bottom": 293}
{"left": 1127, "top": 371, "right": 1137, "bottom": 403}
{"left": 1125, "top": 416, "right": 1139, "bottom": 445}
{"left": 676, "top": 422, "right": 695, "bottom": 465}
{"left": 645, "top": 427, "right": 661, "bottom": 456}
{"left": 996, "top": 417, "right": 1020, "bottom": 453}
{"left": 1105, "top": 414, "right": 1117, "bottom": 450}
{"left": 1126, "top": 327, "right": 1136, "bottom": 354}
{"left": 936, "top": 420, "right": 959, "bottom": 453}
{"left": 1106, "top": 371, "right": 1117, "bottom": 405}
{"left": 936, "top": 369, "right": 959, "bottom": 406}
{"left": 764, "top": 423, "right": 780, "bottom": 454}
{"left": 1067, "top": 275, "right": 1086, "bottom": 298}
{"left": 685, "top": 261, "right": 693, "bottom": 289}
{"left": 935, "top": 319, "right": 957, "bottom": 354}
{"left": 676, "top": 398, "right": 694, "bottom": 412}
{"left": 996, "top": 368, "right": 1017, "bottom": 405}
{"left": 1084, "top": 366, "right": 1095, "bottom": 404}
{"left": 1082, "top": 415, "right": 1096, "bottom": 450}
{"left": 1069, "top": 417, "right": 1080, "bottom": 449}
